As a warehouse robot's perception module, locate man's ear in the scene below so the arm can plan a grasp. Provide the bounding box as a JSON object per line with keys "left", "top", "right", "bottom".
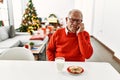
{"left": 66, "top": 17, "right": 68, "bottom": 21}
{"left": 81, "top": 20, "right": 83, "bottom": 22}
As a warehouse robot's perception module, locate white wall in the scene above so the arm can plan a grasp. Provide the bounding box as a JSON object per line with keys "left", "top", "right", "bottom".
{"left": 75, "top": 0, "right": 94, "bottom": 34}
{"left": 12, "top": 0, "right": 22, "bottom": 28}
{"left": 32, "top": 0, "right": 74, "bottom": 18}
{"left": 93, "top": 0, "right": 120, "bottom": 58}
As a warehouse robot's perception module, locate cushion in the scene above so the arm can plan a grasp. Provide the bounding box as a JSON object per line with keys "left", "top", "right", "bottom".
{"left": 0, "top": 38, "right": 20, "bottom": 48}
{"left": 9, "top": 25, "right": 16, "bottom": 38}
{"left": 0, "top": 26, "right": 9, "bottom": 41}
{"left": 0, "top": 37, "right": 2, "bottom": 42}
{"left": 30, "top": 35, "right": 45, "bottom": 40}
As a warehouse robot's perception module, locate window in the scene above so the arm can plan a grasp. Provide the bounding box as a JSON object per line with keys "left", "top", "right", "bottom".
{"left": 12, "top": 0, "right": 22, "bottom": 29}
{"left": 0, "top": 0, "right": 9, "bottom": 26}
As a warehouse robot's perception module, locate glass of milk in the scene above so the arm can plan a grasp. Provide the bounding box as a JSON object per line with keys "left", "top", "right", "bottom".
{"left": 55, "top": 57, "right": 65, "bottom": 72}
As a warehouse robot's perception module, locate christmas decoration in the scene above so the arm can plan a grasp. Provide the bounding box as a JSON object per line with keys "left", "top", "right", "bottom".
{"left": 18, "top": 0, "right": 41, "bottom": 32}
{"left": 0, "top": 20, "right": 4, "bottom": 26}
{"left": 0, "top": 0, "right": 3, "bottom": 3}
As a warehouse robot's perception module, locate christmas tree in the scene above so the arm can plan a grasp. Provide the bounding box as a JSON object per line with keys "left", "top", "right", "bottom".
{"left": 18, "top": 0, "right": 41, "bottom": 33}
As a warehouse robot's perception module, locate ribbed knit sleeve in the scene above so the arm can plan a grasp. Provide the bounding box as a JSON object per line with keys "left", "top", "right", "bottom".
{"left": 78, "top": 31, "right": 93, "bottom": 59}
{"left": 46, "top": 31, "right": 57, "bottom": 61}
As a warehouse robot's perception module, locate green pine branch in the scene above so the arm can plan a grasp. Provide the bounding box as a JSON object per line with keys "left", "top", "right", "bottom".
{"left": 18, "top": 0, "right": 41, "bottom": 32}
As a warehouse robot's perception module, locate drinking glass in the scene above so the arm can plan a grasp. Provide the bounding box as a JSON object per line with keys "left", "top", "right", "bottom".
{"left": 55, "top": 57, "right": 65, "bottom": 72}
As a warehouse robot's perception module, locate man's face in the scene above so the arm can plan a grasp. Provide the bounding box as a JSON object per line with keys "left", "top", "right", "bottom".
{"left": 66, "top": 12, "right": 82, "bottom": 33}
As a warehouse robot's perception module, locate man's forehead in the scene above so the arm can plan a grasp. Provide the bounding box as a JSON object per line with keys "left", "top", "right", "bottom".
{"left": 70, "top": 12, "right": 82, "bottom": 18}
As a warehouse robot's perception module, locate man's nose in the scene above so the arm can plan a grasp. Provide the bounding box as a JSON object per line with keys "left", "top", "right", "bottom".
{"left": 72, "top": 21, "right": 77, "bottom": 24}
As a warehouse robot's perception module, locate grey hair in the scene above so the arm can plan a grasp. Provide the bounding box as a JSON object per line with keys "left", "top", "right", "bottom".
{"left": 68, "top": 9, "right": 83, "bottom": 20}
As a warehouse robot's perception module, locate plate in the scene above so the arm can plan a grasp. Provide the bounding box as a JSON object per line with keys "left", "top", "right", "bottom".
{"left": 67, "top": 66, "right": 84, "bottom": 74}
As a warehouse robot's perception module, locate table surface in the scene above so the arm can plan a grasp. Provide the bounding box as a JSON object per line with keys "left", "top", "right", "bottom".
{"left": 0, "top": 61, "right": 119, "bottom": 80}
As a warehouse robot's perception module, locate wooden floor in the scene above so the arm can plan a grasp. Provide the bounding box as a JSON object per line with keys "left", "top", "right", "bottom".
{"left": 87, "top": 36, "right": 120, "bottom": 73}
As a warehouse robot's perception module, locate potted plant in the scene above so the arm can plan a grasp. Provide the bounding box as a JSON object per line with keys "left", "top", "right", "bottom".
{"left": 29, "top": 42, "right": 34, "bottom": 49}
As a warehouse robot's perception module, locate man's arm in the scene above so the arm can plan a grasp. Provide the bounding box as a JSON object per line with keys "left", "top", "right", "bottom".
{"left": 78, "top": 31, "right": 93, "bottom": 59}
{"left": 46, "top": 32, "right": 56, "bottom": 61}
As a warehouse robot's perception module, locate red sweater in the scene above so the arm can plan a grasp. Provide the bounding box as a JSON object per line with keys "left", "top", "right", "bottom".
{"left": 46, "top": 28, "right": 93, "bottom": 61}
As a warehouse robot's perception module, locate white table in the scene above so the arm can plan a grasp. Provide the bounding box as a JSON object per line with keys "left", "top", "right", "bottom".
{"left": 0, "top": 61, "right": 119, "bottom": 80}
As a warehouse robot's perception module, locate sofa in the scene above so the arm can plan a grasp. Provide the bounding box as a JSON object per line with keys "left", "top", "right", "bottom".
{"left": 0, "top": 25, "right": 20, "bottom": 48}
{"left": 0, "top": 25, "right": 30, "bottom": 48}
{"left": 0, "top": 26, "right": 48, "bottom": 54}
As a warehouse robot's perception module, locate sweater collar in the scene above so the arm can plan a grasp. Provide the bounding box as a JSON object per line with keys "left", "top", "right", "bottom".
{"left": 65, "top": 26, "right": 69, "bottom": 35}
{"left": 65, "top": 27, "right": 78, "bottom": 35}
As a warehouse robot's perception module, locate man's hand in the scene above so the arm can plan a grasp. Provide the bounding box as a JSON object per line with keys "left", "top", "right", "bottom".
{"left": 77, "top": 23, "right": 85, "bottom": 34}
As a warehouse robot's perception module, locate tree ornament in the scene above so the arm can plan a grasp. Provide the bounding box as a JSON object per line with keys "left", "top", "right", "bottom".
{"left": 19, "top": 0, "right": 41, "bottom": 32}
